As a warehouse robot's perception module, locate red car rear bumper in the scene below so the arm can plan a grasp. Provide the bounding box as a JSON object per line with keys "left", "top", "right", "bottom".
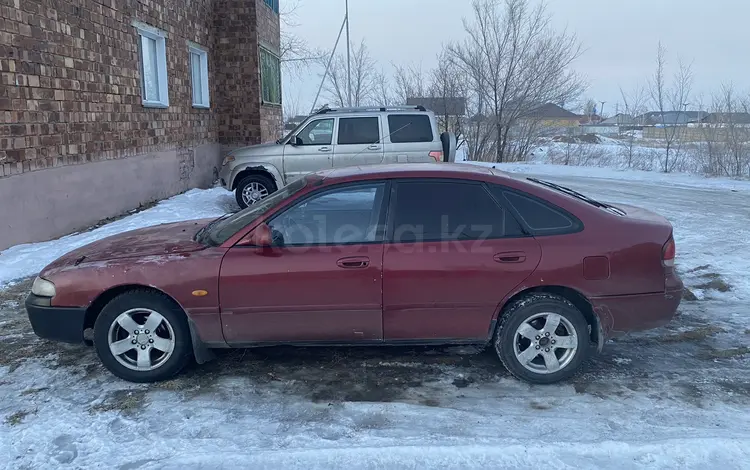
{"left": 591, "top": 275, "right": 683, "bottom": 339}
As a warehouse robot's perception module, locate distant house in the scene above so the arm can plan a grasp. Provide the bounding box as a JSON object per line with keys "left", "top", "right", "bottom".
{"left": 284, "top": 115, "right": 309, "bottom": 131}
{"left": 579, "top": 114, "right": 603, "bottom": 125}
{"left": 635, "top": 111, "right": 708, "bottom": 126}
{"left": 521, "top": 103, "right": 581, "bottom": 127}
{"left": 699, "top": 113, "right": 750, "bottom": 125}
{"left": 406, "top": 97, "right": 467, "bottom": 116}
{"left": 578, "top": 113, "right": 636, "bottom": 135}
{"left": 599, "top": 114, "right": 635, "bottom": 126}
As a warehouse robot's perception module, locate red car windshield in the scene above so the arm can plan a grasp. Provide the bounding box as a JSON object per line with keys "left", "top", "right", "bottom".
{"left": 205, "top": 177, "right": 308, "bottom": 245}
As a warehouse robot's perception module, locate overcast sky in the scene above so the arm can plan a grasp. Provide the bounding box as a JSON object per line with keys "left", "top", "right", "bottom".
{"left": 283, "top": 0, "right": 745, "bottom": 115}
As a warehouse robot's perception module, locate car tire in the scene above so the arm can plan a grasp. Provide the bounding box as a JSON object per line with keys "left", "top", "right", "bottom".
{"left": 494, "top": 293, "right": 590, "bottom": 384}
{"left": 235, "top": 174, "right": 276, "bottom": 209}
{"left": 93, "top": 290, "right": 193, "bottom": 383}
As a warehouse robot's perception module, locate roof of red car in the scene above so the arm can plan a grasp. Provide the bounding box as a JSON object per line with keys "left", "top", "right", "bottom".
{"left": 323, "top": 163, "right": 506, "bottom": 183}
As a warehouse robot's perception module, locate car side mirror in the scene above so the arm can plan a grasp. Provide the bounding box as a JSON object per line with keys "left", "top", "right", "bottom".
{"left": 291, "top": 136, "right": 303, "bottom": 146}
{"left": 238, "top": 223, "right": 272, "bottom": 247}
{"left": 271, "top": 228, "right": 285, "bottom": 246}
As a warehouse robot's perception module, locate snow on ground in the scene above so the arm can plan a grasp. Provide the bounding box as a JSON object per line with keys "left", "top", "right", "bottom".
{"left": 472, "top": 160, "right": 750, "bottom": 192}
{"left": 0, "top": 188, "right": 235, "bottom": 288}
{"left": 1, "top": 165, "right": 749, "bottom": 469}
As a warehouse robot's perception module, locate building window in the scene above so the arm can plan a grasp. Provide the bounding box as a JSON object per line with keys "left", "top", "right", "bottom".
{"left": 264, "top": 0, "right": 279, "bottom": 14}
{"left": 260, "top": 47, "right": 281, "bottom": 105}
{"left": 189, "top": 46, "right": 209, "bottom": 108}
{"left": 135, "top": 24, "right": 169, "bottom": 108}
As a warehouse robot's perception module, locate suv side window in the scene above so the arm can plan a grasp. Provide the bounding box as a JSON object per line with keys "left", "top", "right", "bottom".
{"left": 297, "top": 119, "right": 334, "bottom": 146}
{"left": 388, "top": 114, "right": 433, "bottom": 143}
{"left": 337, "top": 117, "right": 380, "bottom": 145}
{"left": 390, "top": 180, "right": 525, "bottom": 242}
{"left": 268, "top": 183, "right": 387, "bottom": 246}
{"left": 494, "top": 187, "right": 579, "bottom": 235}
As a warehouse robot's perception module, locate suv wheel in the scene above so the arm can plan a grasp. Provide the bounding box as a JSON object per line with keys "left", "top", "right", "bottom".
{"left": 236, "top": 174, "right": 276, "bottom": 209}
{"left": 494, "top": 293, "right": 590, "bottom": 384}
{"left": 93, "top": 290, "right": 192, "bottom": 383}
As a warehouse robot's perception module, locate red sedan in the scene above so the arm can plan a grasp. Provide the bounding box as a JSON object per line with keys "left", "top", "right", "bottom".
{"left": 25, "top": 164, "right": 683, "bottom": 384}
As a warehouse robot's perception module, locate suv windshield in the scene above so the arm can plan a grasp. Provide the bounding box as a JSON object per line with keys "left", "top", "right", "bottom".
{"left": 203, "top": 177, "right": 308, "bottom": 245}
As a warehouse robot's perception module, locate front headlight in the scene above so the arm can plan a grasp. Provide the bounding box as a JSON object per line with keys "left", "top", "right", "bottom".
{"left": 222, "top": 155, "right": 235, "bottom": 166}
{"left": 31, "top": 277, "right": 56, "bottom": 297}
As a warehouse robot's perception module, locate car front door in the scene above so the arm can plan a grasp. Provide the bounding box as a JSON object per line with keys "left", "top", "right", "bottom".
{"left": 219, "top": 182, "right": 389, "bottom": 344}
{"left": 332, "top": 116, "right": 385, "bottom": 168}
{"left": 283, "top": 117, "right": 335, "bottom": 182}
{"left": 382, "top": 179, "right": 542, "bottom": 342}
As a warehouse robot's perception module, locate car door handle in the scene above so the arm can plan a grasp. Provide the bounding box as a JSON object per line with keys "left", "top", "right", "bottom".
{"left": 318, "top": 147, "right": 331, "bottom": 152}
{"left": 337, "top": 256, "right": 370, "bottom": 269}
{"left": 367, "top": 145, "right": 381, "bottom": 150}
{"left": 493, "top": 251, "right": 527, "bottom": 263}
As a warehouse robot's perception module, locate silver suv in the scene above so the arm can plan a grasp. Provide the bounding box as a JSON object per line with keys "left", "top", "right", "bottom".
{"left": 218, "top": 106, "right": 456, "bottom": 208}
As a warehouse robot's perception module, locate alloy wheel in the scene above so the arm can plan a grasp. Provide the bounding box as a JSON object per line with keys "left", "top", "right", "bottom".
{"left": 107, "top": 308, "right": 176, "bottom": 371}
{"left": 513, "top": 312, "right": 578, "bottom": 374}
{"left": 242, "top": 182, "right": 270, "bottom": 206}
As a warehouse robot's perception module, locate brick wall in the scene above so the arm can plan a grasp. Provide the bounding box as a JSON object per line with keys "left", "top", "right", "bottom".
{"left": 214, "top": 0, "right": 261, "bottom": 146}
{"left": 256, "top": 0, "right": 282, "bottom": 143}
{"left": 0, "top": 0, "right": 281, "bottom": 179}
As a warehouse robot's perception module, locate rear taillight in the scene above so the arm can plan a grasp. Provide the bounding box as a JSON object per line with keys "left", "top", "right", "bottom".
{"left": 662, "top": 236, "right": 675, "bottom": 267}
{"left": 428, "top": 151, "right": 443, "bottom": 162}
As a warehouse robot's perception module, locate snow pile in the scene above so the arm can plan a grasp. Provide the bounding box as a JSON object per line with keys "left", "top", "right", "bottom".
{"left": 469, "top": 160, "right": 750, "bottom": 192}
{"left": 465, "top": 133, "right": 749, "bottom": 177}
{"left": 0, "top": 188, "right": 235, "bottom": 286}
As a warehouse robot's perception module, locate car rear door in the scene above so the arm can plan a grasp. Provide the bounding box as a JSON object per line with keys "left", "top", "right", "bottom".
{"left": 283, "top": 117, "right": 335, "bottom": 181}
{"left": 332, "top": 116, "right": 385, "bottom": 168}
{"left": 382, "top": 179, "right": 542, "bottom": 341}
{"left": 219, "top": 181, "right": 389, "bottom": 344}
{"left": 383, "top": 113, "right": 440, "bottom": 163}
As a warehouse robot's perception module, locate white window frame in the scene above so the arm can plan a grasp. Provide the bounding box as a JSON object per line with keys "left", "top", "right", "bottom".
{"left": 188, "top": 44, "right": 210, "bottom": 108}
{"left": 134, "top": 22, "right": 169, "bottom": 108}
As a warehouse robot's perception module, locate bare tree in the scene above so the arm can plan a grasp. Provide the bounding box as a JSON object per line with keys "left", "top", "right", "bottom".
{"left": 695, "top": 92, "right": 723, "bottom": 175}
{"left": 321, "top": 40, "right": 378, "bottom": 107}
{"left": 392, "top": 63, "right": 426, "bottom": 104}
{"left": 429, "top": 51, "right": 468, "bottom": 148}
{"left": 279, "top": 1, "right": 324, "bottom": 78}
{"left": 581, "top": 98, "right": 597, "bottom": 119}
{"left": 710, "top": 83, "right": 750, "bottom": 176}
{"left": 463, "top": 98, "right": 496, "bottom": 161}
{"left": 448, "top": 0, "right": 585, "bottom": 163}
{"left": 648, "top": 42, "right": 693, "bottom": 172}
{"left": 372, "top": 69, "right": 394, "bottom": 106}
{"left": 619, "top": 84, "right": 648, "bottom": 167}
{"left": 283, "top": 90, "right": 303, "bottom": 124}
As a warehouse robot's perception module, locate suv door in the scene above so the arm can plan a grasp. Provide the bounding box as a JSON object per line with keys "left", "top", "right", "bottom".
{"left": 382, "top": 179, "right": 542, "bottom": 341}
{"left": 332, "top": 116, "right": 385, "bottom": 168}
{"left": 383, "top": 113, "right": 441, "bottom": 163}
{"left": 283, "top": 117, "right": 335, "bottom": 181}
{"left": 219, "top": 182, "right": 389, "bottom": 344}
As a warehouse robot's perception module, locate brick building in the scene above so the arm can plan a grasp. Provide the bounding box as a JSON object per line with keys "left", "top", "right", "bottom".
{"left": 0, "top": 0, "right": 282, "bottom": 250}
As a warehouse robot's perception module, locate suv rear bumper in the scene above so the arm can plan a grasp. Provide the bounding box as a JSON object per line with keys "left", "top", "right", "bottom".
{"left": 25, "top": 294, "right": 86, "bottom": 344}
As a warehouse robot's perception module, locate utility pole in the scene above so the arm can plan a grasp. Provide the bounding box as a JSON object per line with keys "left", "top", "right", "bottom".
{"left": 600, "top": 101, "right": 606, "bottom": 120}
{"left": 345, "top": 0, "right": 351, "bottom": 107}
{"left": 310, "top": 15, "right": 348, "bottom": 113}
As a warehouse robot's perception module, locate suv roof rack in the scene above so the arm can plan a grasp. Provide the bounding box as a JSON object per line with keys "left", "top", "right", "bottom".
{"left": 314, "top": 105, "right": 427, "bottom": 115}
